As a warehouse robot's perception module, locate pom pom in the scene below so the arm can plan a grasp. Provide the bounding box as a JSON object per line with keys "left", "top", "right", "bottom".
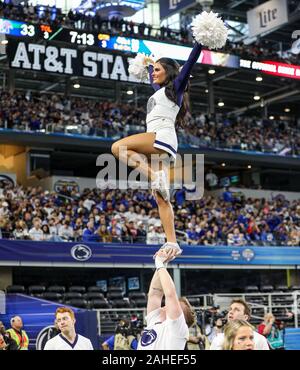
{"left": 191, "top": 11, "right": 228, "bottom": 50}
{"left": 128, "top": 53, "right": 149, "bottom": 82}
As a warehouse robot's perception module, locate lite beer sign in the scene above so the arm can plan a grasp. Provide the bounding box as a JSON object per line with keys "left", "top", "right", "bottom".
{"left": 159, "top": 0, "right": 195, "bottom": 19}
{"left": 247, "top": 0, "right": 288, "bottom": 38}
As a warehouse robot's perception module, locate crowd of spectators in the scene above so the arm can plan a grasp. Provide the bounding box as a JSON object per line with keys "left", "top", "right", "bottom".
{"left": 1, "top": 91, "right": 300, "bottom": 156}
{"left": 0, "top": 1, "right": 298, "bottom": 64}
{"left": 185, "top": 112, "right": 300, "bottom": 156}
{"left": 0, "top": 183, "right": 299, "bottom": 246}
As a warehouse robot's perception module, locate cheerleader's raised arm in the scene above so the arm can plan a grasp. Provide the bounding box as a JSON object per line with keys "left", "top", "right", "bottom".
{"left": 174, "top": 43, "right": 202, "bottom": 107}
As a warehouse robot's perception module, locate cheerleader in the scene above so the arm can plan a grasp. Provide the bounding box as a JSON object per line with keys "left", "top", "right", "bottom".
{"left": 111, "top": 12, "right": 228, "bottom": 256}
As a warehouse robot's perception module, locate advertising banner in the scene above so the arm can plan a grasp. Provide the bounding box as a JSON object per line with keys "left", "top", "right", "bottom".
{"left": 0, "top": 240, "right": 300, "bottom": 266}
{"left": 247, "top": 0, "right": 288, "bottom": 38}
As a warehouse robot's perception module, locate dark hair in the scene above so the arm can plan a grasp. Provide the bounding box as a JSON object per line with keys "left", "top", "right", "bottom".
{"left": 156, "top": 58, "right": 190, "bottom": 128}
{"left": 230, "top": 299, "right": 251, "bottom": 320}
{"left": 42, "top": 224, "right": 50, "bottom": 234}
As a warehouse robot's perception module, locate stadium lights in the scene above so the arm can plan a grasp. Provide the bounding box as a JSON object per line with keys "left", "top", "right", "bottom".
{"left": 253, "top": 94, "right": 261, "bottom": 101}
{"left": 256, "top": 75, "right": 263, "bottom": 82}
{"left": 127, "top": 90, "right": 134, "bottom": 95}
{"left": 208, "top": 68, "right": 216, "bottom": 75}
{"left": 218, "top": 100, "right": 224, "bottom": 107}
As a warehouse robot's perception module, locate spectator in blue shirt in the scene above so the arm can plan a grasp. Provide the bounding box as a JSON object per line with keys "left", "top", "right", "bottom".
{"left": 82, "top": 221, "right": 99, "bottom": 242}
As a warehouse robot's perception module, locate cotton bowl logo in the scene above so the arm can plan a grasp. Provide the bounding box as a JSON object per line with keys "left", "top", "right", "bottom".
{"left": 242, "top": 248, "right": 255, "bottom": 262}
{"left": 71, "top": 245, "right": 92, "bottom": 261}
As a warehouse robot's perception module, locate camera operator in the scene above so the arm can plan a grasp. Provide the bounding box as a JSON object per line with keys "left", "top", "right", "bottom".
{"left": 207, "top": 316, "right": 226, "bottom": 344}
{"left": 186, "top": 317, "right": 207, "bottom": 350}
{"left": 130, "top": 314, "right": 144, "bottom": 342}
{"left": 102, "top": 319, "right": 138, "bottom": 350}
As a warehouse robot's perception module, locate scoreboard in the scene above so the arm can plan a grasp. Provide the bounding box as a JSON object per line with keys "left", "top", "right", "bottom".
{"left": 1, "top": 17, "right": 114, "bottom": 47}
{"left": 0, "top": 17, "right": 153, "bottom": 54}
{"left": 2, "top": 17, "right": 300, "bottom": 81}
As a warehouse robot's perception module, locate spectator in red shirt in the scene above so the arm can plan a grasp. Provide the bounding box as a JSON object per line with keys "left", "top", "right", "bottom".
{"left": 257, "top": 313, "right": 285, "bottom": 350}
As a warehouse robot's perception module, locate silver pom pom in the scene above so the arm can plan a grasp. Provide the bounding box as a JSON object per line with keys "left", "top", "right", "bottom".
{"left": 191, "top": 11, "right": 228, "bottom": 50}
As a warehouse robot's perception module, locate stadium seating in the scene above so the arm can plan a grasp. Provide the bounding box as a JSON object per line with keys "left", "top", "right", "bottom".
{"left": 6, "top": 285, "right": 26, "bottom": 294}
{"left": 275, "top": 284, "right": 289, "bottom": 292}
{"left": 128, "top": 292, "right": 146, "bottom": 300}
{"left": 42, "top": 292, "right": 63, "bottom": 302}
{"left": 260, "top": 285, "right": 274, "bottom": 293}
{"left": 65, "top": 298, "right": 88, "bottom": 309}
{"left": 28, "top": 285, "right": 46, "bottom": 296}
{"left": 68, "top": 286, "right": 86, "bottom": 294}
{"left": 290, "top": 285, "right": 300, "bottom": 291}
{"left": 245, "top": 285, "right": 260, "bottom": 293}
{"left": 83, "top": 292, "right": 105, "bottom": 301}
{"left": 64, "top": 292, "right": 83, "bottom": 300}
{"left": 47, "top": 286, "right": 66, "bottom": 294}
{"left": 187, "top": 297, "right": 201, "bottom": 307}
{"left": 111, "top": 298, "right": 131, "bottom": 308}
{"left": 87, "top": 286, "right": 106, "bottom": 293}
{"left": 89, "top": 298, "right": 111, "bottom": 309}
{"left": 131, "top": 298, "right": 147, "bottom": 308}
{"left": 107, "top": 287, "right": 124, "bottom": 293}
{"left": 107, "top": 291, "right": 125, "bottom": 300}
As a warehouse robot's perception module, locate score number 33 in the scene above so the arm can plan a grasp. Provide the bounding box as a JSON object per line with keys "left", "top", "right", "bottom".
{"left": 20, "top": 24, "right": 35, "bottom": 37}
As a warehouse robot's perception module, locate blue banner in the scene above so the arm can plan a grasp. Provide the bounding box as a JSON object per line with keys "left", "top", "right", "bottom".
{"left": 159, "top": 0, "right": 195, "bottom": 19}
{"left": 0, "top": 240, "right": 300, "bottom": 266}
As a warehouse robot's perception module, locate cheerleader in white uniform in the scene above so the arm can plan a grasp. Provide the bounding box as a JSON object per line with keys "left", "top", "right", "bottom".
{"left": 111, "top": 12, "right": 228, "bottom": 256}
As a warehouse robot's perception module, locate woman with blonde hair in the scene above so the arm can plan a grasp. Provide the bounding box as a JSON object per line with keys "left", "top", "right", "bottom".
{"left": 222, "top": 320, "right": 254, "bottom": 350}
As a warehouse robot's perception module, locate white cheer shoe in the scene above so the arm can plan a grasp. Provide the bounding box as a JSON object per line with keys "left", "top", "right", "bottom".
{"left": 151, "top": 170, "right": 170, "bottom": 202}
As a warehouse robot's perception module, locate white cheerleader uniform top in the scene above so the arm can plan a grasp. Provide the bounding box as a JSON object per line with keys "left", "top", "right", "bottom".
{"left": 146, "top": 42, "right": 202, "bottom": 159}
